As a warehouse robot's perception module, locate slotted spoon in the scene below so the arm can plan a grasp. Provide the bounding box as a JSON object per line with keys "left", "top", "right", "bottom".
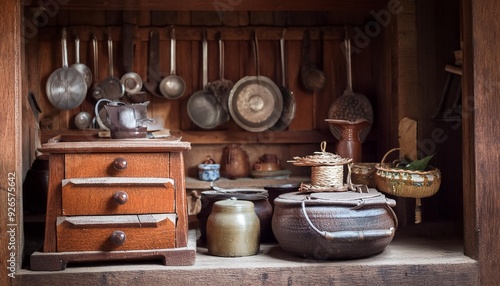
{"left": 328, "top": 35, "right": 373, "bottom": 142}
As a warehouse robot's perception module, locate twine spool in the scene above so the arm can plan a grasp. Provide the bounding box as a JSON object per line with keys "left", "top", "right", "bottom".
{"left": 311, "top": 165, "right": 344, "bottom": 188}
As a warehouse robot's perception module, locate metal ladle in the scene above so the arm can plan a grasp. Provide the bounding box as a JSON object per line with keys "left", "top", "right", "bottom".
{"left": 159, "top": 27, "right": 186, "bottom": 99}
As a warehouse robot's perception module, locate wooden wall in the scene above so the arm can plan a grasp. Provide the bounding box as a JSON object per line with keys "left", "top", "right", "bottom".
{"left": 28, "top": 10, "right": 386, "bottom": 177}
{"left": 24, "top": 3, "right": 462, "bottom": 226}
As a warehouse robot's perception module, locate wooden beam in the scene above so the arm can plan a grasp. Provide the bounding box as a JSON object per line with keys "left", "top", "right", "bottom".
{"left": 0, "top": 0, "right": 23, "bottom": 284}
{"left": 463, "top": 0, "right": 500, "bottom": 284}
{"left": 36, "top": 0, "right": 388, "bottom": 12}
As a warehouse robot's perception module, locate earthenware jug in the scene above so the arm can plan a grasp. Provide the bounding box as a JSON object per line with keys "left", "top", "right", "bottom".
{"left": 221, "top": 144, "right": 250, "bottom": 179}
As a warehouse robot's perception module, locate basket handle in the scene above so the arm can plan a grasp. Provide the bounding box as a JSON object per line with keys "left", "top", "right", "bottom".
{"left": 380, "top": 147, "right": 407, "bottom": 164}
{"left": 301, "top": 201, "right": 395, "bottom": 242}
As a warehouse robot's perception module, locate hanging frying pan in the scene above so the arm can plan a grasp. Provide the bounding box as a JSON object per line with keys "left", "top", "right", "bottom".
{"left": 97, "top": 32, "right": 125, "bottom": 100}
{"left": 46, "top": 27, "right": 87, "bottom": 110}
{"left": 228, "top": 32, "right": 283, "bottom": 132}
{"left": 90, "top": 33, "right": 104, "bottom": 100}
{"left": 270, "top": 29, "right": 296, "bottom": 131}
{"left": 187, "top": 31, "right": 221, "bottom": 129}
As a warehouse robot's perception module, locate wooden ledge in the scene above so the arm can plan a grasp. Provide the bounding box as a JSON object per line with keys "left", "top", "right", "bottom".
{"left": 16, "top": 230, "right": 478, "bottom": 285}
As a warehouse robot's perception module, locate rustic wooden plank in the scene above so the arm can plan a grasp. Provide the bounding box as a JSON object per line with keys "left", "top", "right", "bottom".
{"left": 39, "top": 139, "right": 191, "bottom": 153}
{"left": 0, "top": 0, "right": 23, "bottom": 284}
{"left": 463, "top": 0, "right": 500, "bottom": 284}
{"left": 49, "top": 0, "right": 388, "bottom": 12}
{"left": 170, "top": 152, "right": 189, "bottom": 248}
{"left": 43, "top": 154, "right": 65, "bottom": 252}
{"left": 19, "top": 233, "right": 477, "bottom": 285}
{"left": 460, "top": 0, "right": 477, "bottom": 262}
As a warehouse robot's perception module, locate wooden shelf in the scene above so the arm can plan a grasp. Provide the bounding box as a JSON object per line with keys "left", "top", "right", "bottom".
{"left": 40, "top": 129, "right": 332, "bottom": 145}
{"left": 15, "top": 229, "right": 478, "bottom": 285}
{"left": 29, "top": 0, "right": 389, "bottom": 12}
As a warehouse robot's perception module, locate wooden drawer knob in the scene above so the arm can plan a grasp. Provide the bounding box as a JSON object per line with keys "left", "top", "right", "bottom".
{"left": 112, "top": 191, "right": 129, "bottom": 205}
{"left": 112, "top": 157, "right": 128, "bottom": 170}
{"left": 110, "top": 230, "right": 126, "bottom": 246}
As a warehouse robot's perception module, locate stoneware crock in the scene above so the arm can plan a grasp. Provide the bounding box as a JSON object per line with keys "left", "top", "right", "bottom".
{"left": 207, "top": 199, "right": 260, "bottom": 257}
{"left": 272, "top": 189, "right": 397, "bottom": 260}
{"left": 197, "top": 189, "right": 273, "bottom": 242}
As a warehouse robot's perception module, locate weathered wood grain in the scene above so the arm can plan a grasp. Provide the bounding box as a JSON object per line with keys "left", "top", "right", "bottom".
{"left": 56, "top": 214, "right": 176, "bottom": 252}
{"left": 19, "top": 231, "right": 477, "bottom": 285}
{"left": 61, "top": 179, "right": 175, "bottom": 215}
{"left": 64, "top": 153, "right": 170, "bottom": 178}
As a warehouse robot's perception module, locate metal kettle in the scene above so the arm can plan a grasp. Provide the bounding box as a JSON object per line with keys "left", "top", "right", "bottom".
{"left": 95, "top": 98, "right": 154, "bottom": 138}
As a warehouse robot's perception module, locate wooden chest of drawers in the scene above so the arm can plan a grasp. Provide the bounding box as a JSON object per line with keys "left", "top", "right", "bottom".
{"left": 30, "top": 139, "right": 195, "bottom": 271}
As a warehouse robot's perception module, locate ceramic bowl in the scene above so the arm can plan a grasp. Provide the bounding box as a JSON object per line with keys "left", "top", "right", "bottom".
{"left": 198, "top": 164, "right": 220, "bottom": 181}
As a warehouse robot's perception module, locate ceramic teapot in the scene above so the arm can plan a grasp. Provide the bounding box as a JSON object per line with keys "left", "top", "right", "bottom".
{"left": 95, "top": 98, "right": 154, "bottom": 138}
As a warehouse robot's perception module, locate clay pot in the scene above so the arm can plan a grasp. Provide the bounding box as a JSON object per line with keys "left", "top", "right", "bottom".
{"left": 253, "top": 154, "right": 281, "bottom": 172}
{"left": 272, "top": 190, "right": 397, "bottom": 260}
{"left": 197, "top": 189, "right": 273, "bottom": 242}
{"left": 263, "top": 184, "right": 300, "bottom": 209}
{"left": 221, "top": 144, "right": 250, "bottom": 179}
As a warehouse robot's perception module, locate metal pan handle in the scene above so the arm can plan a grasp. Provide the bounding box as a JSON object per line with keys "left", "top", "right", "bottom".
{"left": 61, "top": 28, "right": 68, "bottom": 68}
{"left": 108, "top": 33, "right": 115, "bottom": 77}
{"left": 301, "top": 200, "right": 395, "bottom": 242}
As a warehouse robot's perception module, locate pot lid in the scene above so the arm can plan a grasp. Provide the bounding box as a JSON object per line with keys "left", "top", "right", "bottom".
{"left": 275, "top": 189, "right": 395, "bottom": 207}
{"left": 228, "top": 76, "right": 283, "bottom": 132}
{"left": 201, "top": 189, "right": 268, "bottom": 201}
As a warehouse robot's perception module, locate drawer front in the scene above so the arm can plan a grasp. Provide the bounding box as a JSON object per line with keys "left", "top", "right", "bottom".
{"left": 61, "top": 178, "right": 175, "bottom": 215}
{"left": 56, "top": 214, "right": 176, "bottom": 252}
{"left": 65, "top": 153, "right": 169, "bottom": 178}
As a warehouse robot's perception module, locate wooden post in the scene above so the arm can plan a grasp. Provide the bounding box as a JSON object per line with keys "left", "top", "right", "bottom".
{"left": 0, "top": 0, "right": 23, "bottom": 284}
{"left": 462, "top": 0, "right": 500, "bottom": 284}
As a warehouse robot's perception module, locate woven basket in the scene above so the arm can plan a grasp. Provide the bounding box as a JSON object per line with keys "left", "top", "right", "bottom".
{"left": 374, "top": 148, "right": 441, "bottom": 198}
{"left": 351, "top": 163, "right": 377, "bottom": 188}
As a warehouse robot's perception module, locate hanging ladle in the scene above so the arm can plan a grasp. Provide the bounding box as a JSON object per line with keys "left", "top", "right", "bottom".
{"left": 159, "top": 27, "right": 186, "bottom": 99}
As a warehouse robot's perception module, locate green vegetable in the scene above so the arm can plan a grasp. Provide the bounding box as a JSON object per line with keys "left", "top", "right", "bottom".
{"left": 402, "top": 154, "right": 435, "bottom": 171}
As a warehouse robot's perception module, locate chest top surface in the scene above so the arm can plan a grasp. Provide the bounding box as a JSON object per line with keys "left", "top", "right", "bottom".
{"left": 39, "top": 139, "right": 191, "bottom": 154}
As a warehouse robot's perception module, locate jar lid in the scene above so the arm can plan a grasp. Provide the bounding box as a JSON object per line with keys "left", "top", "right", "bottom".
{"left": 213, "top": 199, "right": 255, "bottom": 212}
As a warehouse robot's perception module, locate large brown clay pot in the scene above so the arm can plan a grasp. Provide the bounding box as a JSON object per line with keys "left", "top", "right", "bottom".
{"left": 272, "top": 189, "right": 397, "bottom": 260}
{"left": 221, "top": 144, "right": 250, "bottom": 179}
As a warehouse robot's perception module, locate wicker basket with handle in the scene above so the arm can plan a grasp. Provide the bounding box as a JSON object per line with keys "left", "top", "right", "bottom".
{"left": 374, "top": 148, "right": 441, "bottom": 198}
